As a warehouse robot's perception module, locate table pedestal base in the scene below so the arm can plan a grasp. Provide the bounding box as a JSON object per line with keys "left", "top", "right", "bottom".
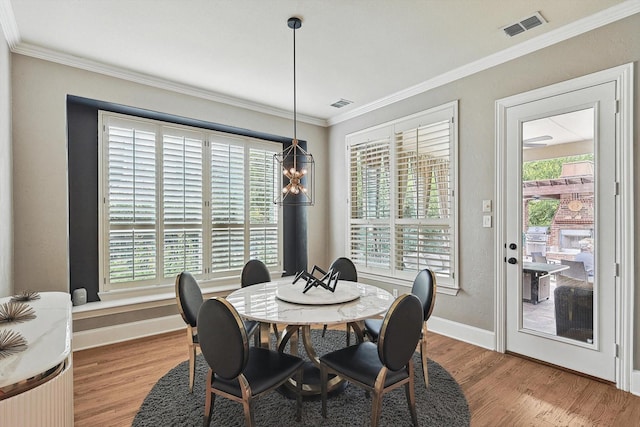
{"left": 273, "top": 324, "right": 364, "bottom": 397}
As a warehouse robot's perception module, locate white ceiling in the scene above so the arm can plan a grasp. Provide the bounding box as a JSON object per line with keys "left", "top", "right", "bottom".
{"left": 0, "top": 0, "right": 635, "bottom": 125}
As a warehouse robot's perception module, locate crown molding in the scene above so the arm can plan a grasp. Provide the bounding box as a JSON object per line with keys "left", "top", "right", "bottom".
{"left": 8, "top": 40, "right": 328, "bottom": 128}
{"left": 2, "top": 0, "right": 637, "bottom": 128}
{"left": 0, "top": 0, "right": 19, "bottom": 49}
{"left": 328, "top": 0, "right": 640, "bottom": 126}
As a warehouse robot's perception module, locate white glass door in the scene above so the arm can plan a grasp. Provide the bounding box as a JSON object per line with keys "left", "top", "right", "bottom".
{"left": 504, "top": 81, "right": 616, "bottom": 381}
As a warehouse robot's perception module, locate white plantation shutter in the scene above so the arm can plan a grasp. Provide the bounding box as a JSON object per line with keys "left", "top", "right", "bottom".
{"left": 106, "top": 119, "right": 157, "bottom": 283}
{"left": 395, "top": 119, "right": 453, "bottom": 278}
{"left": 347, "top": 102, "right": 457, "bottom": 288}
{"left": 100, "top": 112, "right": 282, "bottom": 291}
{"left": 249, "top": 148, "right": 279, "bottom": 266}
{"left": 349, "top": 137, "right": 391, "bottom": 269}
{"left": 210, "top": 140, "right": 245, "bottom": 271}
{"left": 162, "top": 130, "right": 204, "bottom": 278}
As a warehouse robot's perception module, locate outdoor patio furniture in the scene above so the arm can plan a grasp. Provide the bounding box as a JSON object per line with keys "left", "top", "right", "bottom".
{"left": 554, "top": 276, "right": 593, "bottom": 343}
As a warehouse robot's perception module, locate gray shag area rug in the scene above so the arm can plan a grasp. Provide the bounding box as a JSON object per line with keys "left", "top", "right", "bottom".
{"left": 133, "top": 329, "right": 470, "bottom": 427}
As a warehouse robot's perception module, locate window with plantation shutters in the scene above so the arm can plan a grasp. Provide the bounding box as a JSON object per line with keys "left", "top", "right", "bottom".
{"left": 163, "top": 129, "right": 204, "bottom": 278}
{"left": 249, "top": 148, "right": 279, "bottom": 265}
{"left": 106, "top": 118, "right": 157, "bottom": 284}
{"left": 100, "top": 112, "right": 282, "bottom": 292}
{"left": 210, "top": 140, "right": 245, "bottom": 272}
{"left": 349, "top": 136, "right": 391, "bottom": 269}
{"left": 395, "top": 119, "right": 453, "bottom": 277}
{"left": 347, "top": 102, "right": 458, "bottom": 290}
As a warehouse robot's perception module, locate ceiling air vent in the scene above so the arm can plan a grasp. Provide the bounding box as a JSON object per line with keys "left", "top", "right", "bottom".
{"left": 501, "top": 12, "right": 547, "bottom": 37}
{"left": 330, "top": 98, "right": 353, "bottom": 108}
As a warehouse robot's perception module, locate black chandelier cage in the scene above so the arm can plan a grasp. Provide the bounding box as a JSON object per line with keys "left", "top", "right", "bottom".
{"left": 274, "top": 16, "right": 315, "bottom": 206}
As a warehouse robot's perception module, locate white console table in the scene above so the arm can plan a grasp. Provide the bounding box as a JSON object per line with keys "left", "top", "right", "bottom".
{"left": 0, "top": 292, "right": 73, "bottom": 426}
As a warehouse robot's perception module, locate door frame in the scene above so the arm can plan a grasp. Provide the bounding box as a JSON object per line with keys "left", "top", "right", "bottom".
{"left": 494, "top": 63, "right": 634, "bottom": 390}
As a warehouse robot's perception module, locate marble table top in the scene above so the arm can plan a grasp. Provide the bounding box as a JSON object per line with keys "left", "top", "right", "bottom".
{"left": 226, "top": 278, "right": 393, "bottom": 325}
{"left": 0, "top": 292, "right": 72, "bottom": 389}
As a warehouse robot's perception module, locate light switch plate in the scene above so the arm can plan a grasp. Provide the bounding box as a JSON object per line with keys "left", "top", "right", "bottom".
{"left": 483, "top": 215, "right": 492, "bottom": 228}
{"left": 482, "top": 199, "right": 492, "bottom": 212}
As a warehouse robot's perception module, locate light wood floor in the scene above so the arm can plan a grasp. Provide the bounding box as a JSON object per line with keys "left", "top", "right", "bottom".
{"left": 73, "top": 328, "right": 640, "bottom": 427}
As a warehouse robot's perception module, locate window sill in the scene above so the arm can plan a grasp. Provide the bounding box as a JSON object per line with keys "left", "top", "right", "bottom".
{"left": 72, "top": 282, "right": 239, "bottom": 320}
{"left": 359, "top": 272, "right": 460, "bottom": 296}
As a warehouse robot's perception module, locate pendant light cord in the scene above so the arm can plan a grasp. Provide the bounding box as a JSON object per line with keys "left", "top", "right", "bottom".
{"left": 292, "top": 22, "right": 297, "bottom": 142}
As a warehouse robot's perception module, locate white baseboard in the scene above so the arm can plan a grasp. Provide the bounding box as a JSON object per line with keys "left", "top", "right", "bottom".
{"left": 428, "top": 315, "right": 495, "bottom": 350}
{"left": 631, "top": 370, "right": 640, "bottom": 396}
{"left": 72, "top": 314, "right": 184, "bottom": 351}
{"left": 72, "top": 312, "right": 496, "bottom": 352}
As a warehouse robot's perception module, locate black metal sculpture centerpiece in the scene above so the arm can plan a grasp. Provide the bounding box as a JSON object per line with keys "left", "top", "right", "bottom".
{"left": 293, "top": 265, "right": 340, "bottom": 294}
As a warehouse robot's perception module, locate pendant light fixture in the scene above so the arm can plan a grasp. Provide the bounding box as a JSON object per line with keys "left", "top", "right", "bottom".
{"left": 274, "top": 16, "right": 315, "bottom": 206}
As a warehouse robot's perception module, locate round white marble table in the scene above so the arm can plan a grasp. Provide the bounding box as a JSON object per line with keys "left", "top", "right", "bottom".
{"left": 226, "top": 278, "right": 393, "bottom": 395}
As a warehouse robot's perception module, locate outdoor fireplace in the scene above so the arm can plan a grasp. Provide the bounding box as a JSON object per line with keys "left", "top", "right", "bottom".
{"left": 559, "top": 229, "right": 593, "bottom": 252}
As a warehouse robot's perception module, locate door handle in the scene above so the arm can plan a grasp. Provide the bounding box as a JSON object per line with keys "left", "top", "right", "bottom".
{"left": 507, "top": 257, "right": 518, "bottom": 264}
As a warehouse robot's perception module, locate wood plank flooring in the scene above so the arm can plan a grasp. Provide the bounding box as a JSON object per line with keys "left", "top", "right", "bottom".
{"left": 73, "top": 328, "right": 640, "bottom": 426}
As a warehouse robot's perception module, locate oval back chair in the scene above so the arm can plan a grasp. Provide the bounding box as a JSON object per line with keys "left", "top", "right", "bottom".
{"left": 240, "top": 259, "right": 275, "bottom": 342}
{"left": 320, "top": 294, "right": 423, "bottom": 427}
{"left": 198, "top": 297, "right": 304, "bottom": 426}
{"left": 322, "top": 257, "right": 358, "bottom": 339}
{"left": 364, "top": 268, "right": 437, "bottom": 386}
{"left": 241, "top": 259, "right": 271, "bottom": 287}
{"left": 175, "top": 271, "right": 204, "bottom": 393}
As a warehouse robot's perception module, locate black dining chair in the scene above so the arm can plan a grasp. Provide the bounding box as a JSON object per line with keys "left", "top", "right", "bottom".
{"left": 175, "top": 271, "right": 204, "bottom": 393}
{"left": 241, "top": 259, "right": 272, "bottom": 287}
{"left": 321, "top": 257, "right": 358, "bottom": 339}
{"left": 241, "top": 259, "right": 279, "bottom": 342}
{"left": 176, "top": 271, "right": 260, "bottom": 392}
{"left": 198, "top": 297, "right": 304, "bottom": 427}
{"left": 320, "top": 293, "right": 423, "bottom": 427}
{"left": 364, "top": 268, "right": 437, "bottom": 387}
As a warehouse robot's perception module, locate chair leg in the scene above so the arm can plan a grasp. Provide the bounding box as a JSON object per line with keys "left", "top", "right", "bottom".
{"left": 346, "top": 323, "right": 350, "bottom": 346}
{"left": 272, "top": 323, "right": 280, "bottom": 341}
{"left": 420, "top": 327, "right": 429, "bottom": 387}
{"left": 406, "top": 362, "right": 418, "bottom": 426}
{"left": 321, "top": 324, "right": 328, "bottom": 337}
{"left": 189, "top": 342, "right": 196, "bottom": 393}
{"left": 370, "top": 367, "right": 389, "bottom": 427}
{"left": 238, "top": 375, "right": 254, "bottom": 427}
{"left": 405, "top": 380, "right": 418, "bottom": 426}
{"left": 203, "top": 370, "right": 214, "bottom": 426}
{"left": 370, "top": 390, "right": 383, "bottom": 427}
{"left": 242, "top": 397, "right": 254, "bottom": 427}
{"left": 295, "top": 366, "right": 303, "bottom": 422}
{"left": 253, "top": 327, "right": 260, "bottom": 347}
{"left": 320, "top": 365, "right": 328, "bottom": 418}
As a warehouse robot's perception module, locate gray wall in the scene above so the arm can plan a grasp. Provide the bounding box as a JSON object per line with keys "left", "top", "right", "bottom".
{"left": 11, "top": 55, "right": 328, "bottom": 295}
{"left": 7, "top": 13, "right": 639, "bottom": 368}
{"left": 0, "top": 22, "right": 12, "bottom": 298}
{"left": 328, "top": 15, "right": 639, "bottom": 364}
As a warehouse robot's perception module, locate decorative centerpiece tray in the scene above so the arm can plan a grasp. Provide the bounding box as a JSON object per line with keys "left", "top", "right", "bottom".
{"left": 275, "top": 282, "right": 360, "bottom": 305}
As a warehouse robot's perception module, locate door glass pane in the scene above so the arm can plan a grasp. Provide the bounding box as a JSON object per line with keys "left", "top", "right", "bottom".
{"left": 520, "top": 108, "right": 595, "bottom": 344}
